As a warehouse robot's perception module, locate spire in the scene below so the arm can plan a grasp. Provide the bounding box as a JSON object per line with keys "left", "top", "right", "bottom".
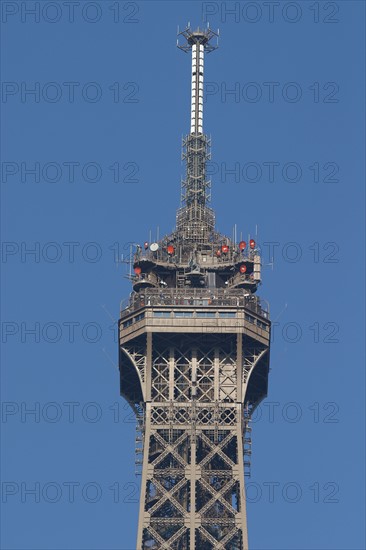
{"left": 176, "top": 27, "right": 219, "bottom": 245}
{"left": 177, "top": 26, "right": 218, "bottom": 134}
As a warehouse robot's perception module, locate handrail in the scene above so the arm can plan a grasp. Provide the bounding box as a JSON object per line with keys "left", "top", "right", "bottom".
{"left": 120, "top": 288, "right": 269, "bottom": 319}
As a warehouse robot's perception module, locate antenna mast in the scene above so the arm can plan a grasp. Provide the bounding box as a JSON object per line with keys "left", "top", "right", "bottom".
{"left": 176, "top": 26, "right": 219, "bottom": 244}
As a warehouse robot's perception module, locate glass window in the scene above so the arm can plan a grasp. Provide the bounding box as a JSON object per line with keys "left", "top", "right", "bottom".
{"left": 197, "top": 312, "right": 216, "bottom": 318}
{"left": 257, "top": 320, "right": 267, "bottom": 330}
{"left": 175, "top": 311, "right": 193, "bottom": 318}
{"left": 219, "top": 312, "right": 236, "bottom": 318}
{"left": 153, "top": 311, "right": 170, "bottom": 318}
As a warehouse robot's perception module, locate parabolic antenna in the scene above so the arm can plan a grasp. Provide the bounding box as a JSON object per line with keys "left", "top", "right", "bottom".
{"left": 150, "top": 243, "right": 159, "bottom": 252}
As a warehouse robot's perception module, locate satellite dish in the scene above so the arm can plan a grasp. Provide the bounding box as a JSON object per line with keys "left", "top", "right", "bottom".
{"left": 150, "top": 243, "right": 159, "bottom": 252}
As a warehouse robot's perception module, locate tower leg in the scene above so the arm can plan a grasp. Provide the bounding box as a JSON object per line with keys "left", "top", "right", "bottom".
{"left": 135, "top": 334, "right": 250, "bottom": 550}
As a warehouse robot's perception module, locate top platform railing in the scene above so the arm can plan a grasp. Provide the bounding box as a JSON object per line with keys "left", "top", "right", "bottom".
{"left": 120, "top": 287, "right": 269, "bottom": 319}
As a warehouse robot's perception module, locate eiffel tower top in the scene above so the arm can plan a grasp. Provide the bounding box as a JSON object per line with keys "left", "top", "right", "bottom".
{"left": 129, "top": 27, "right": 261, "bottom": 296}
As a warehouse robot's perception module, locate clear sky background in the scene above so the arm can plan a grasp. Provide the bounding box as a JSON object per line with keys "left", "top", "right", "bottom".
{"left": 1, "top": 1, "right": 365, "bottom": 549}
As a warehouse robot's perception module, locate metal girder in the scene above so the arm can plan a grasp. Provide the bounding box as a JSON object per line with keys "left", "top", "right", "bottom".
{"left": 133, "top": 337, "right": 253, "bottom": 550}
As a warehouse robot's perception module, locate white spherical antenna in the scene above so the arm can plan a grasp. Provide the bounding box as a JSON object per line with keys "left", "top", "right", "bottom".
{"left": 150, "top": 243, "right": 159, "bottom": 252}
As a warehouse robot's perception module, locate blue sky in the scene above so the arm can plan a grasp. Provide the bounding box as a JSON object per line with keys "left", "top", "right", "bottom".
{"left": 1, "top": 1, "right": 365, "bottom": 549}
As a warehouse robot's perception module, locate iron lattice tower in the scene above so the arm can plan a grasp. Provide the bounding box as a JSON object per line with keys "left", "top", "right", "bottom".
{"left": 119, "top": 27, "right": 271, "bottom": 550}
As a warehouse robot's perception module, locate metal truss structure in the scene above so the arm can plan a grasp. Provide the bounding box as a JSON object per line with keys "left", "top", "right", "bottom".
{"left": 119, "top": 27, "right": 271, "bottom": 550}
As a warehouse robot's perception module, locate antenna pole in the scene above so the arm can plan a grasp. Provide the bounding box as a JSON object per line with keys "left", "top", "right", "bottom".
{"left": 177, "top": 26, "right": 218, "bottom": 135}
{"left": 176, "top": 26, "right": 219, "bottom": 244}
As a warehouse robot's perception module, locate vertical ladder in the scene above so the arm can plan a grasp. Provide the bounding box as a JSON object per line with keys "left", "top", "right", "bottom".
{"left": 176, "top": 271, "right": 186, "bottom": 288}
{"left": 135, "top": 405, "right": 145, "bottom": 476}
{"left": 243, "top": 406, "right": 252, "bottom": 478}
